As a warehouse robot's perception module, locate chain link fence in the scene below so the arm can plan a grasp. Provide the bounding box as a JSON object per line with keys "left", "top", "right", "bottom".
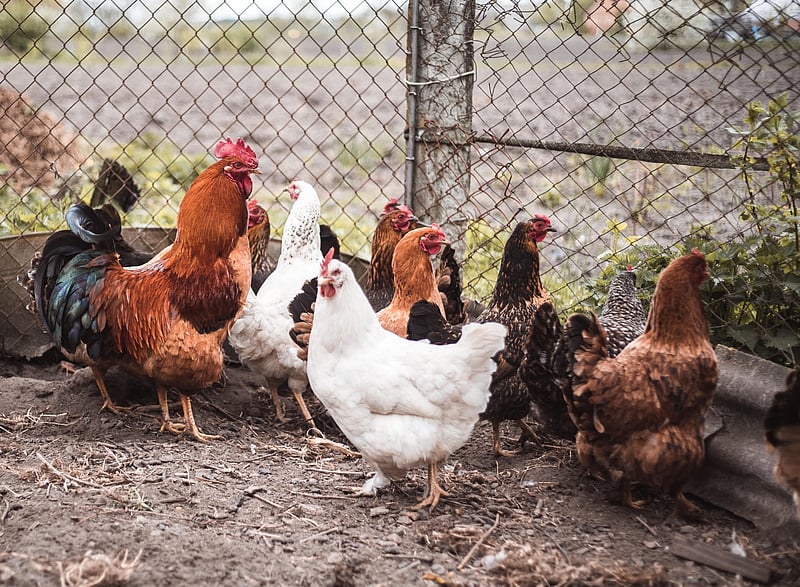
{"left": 1, "top": 0, "right": 799, "bottom": 364}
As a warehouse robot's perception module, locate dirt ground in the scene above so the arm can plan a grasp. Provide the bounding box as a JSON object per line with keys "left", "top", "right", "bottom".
{"left": 0, "top": 353, "right": 798, "bottom": 587}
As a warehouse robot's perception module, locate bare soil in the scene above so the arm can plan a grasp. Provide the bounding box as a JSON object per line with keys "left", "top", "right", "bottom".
{"left": 0, "top": 354, "right": 798, "bottom": 587}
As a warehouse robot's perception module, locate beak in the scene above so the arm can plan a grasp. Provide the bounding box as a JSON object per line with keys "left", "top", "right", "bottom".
{"left": 252, "top": 168, "right": 262, "bottom": 174}
{"left": 318, "top": 274, "right": 333, "bottom": 287}
{"left": 547, "top": 227, "right": 557, "bottom": 232}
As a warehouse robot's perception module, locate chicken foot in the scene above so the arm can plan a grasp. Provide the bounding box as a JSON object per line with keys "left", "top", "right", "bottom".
{"left": 411, "top": 462, "right": 450, "bottom": 510}
{"left": 156, "top": 386, "right": 221, "bottom": 442}
{"left": 268, "top": 383, "right": 289, "bottom": 423}
{"left": 491, "top": 421, "right": 533, "bottom": 457}
{"left": 91, "top": 366, "right": 134, "bottom": 415}
{"left": 674, "top": 492, "right": 705, "bottom": 522}
{"left": 179, "top": 393, "right": 221, "bottom": 442}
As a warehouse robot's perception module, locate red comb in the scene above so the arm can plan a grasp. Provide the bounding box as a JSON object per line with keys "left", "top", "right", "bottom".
{"left": 214, "top": 137, "right": 258, "bottom": 167}
{"left": 431, "top": 223, "right": 445, "bottom": 237}
{"left": 320, "top": 247, "right": 336, "bottom": 275}
{"left": 383, "top": 198, "right": 400, "bottom": 214}
{"left": 626, "top": 264, "right": 633, "bottom": 271}
{"left": 533, "top": 213, "right": 551, "bottom": 223}
{"left": 691, "top": 248, "right": 704, "bottom": 257}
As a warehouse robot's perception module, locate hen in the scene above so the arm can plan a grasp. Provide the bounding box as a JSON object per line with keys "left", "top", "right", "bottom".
{"left": 597, "top": 267, "right": 646, "bottom": 358}
{"left": 306, "top": 251, "right": 506, "bottom": 509}
{"left": 521, "top": 267, "right": 646, "bottom": 439}
{"left": 475, "top": 215, "right": 557, "bottom": 457}
{"left": 229, "top": 179, "right": 322, "bottom": 429}
{"left": 246, "top": 199, "right": 274, "bottom": 294}
{"left": 765, "top": 368, "right": 800, "bottom": 517}
{"left": 31, "top": 137, "right": 259, "bottom": 441}
{"left": 376, "top": 225, "right": 448, "bottom": 337}
{"left": 365, "top": 198, "right": 419, "bottom": 311}
{"left": 562, "top": 249, "right": 718, "bottom": 520}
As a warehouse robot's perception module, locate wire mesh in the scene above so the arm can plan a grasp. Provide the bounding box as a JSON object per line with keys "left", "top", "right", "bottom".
{"left": 1, "top": 0, "right": 799, "bottom": 364}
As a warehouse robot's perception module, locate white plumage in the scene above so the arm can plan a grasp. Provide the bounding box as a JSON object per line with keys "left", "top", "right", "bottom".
{"left": 307, "top": 256, "right": 506, "bottom": 509}
{"left": 229, "top": 179, "right": 322, "bottom": 427}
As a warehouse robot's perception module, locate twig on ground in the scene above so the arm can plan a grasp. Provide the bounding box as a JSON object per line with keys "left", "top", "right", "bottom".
{"left": 36, "top": 453, "right": 104, "bottom": 489}
{"left": 458, "top": 512, "right": 501, "bottom": 570}
{"left": 635, "top": 515, "right": 658, "bottom": 537}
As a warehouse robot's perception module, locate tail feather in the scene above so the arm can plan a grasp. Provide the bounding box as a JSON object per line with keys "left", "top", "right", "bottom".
{"left": 521, "top": 302, "right": 575, "bottom": 438}
{"left": 46, "top": 250, "right": 113, "bottom": 357}
{"left": 562, "top": 312, "right": 608, "bottom": 406}
{"left": 90, "top": 159, "right": 141, "bottom": 212}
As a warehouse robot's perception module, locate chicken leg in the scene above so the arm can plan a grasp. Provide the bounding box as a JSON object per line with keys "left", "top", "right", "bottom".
{"left": 411, "top": 462, "right": 450, "bottom": 510}
{"left": 91, "top": 366, "right": 127, "bottom": 415}
{"left": 269, "top": 382, "right": 289, "bottom": 423}
{"left": 179, "top": 393, "right": 221, "bottom": 443}
{"left": 157, "top": 386, "right": 220, "bottom": 442}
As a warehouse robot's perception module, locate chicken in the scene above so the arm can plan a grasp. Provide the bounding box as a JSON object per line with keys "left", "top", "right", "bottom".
{"left": 562, "top": 249, "right": 718, "bottom": 520}
{"left": 598, "top": 267, "right": 646, "bottom": 358}
{"left": 376, "top": 225, "right": 448, "bottom": 337}
{"left": 435, "top": 244, "right": 466, "bottom": 325}
{"left": 306, "top": 250, "right": 506, "bottom": 509}
{"left": 228, "top": 179, "right": 322, "bottom": 430}
{"left": 31, "top": 137, "right": 259, "bottom": 441}
{"left": 521, "top": 267, "right": 645, "bottom": 439}
{"left": 246, "top": 199, "right": 274, "bottom": 294}
{"left": 365, "top": 198, "right": 419, "bottom": 311}
{"left": 765, "top": 368, "right": 800, "bottom": 517}
{"left": 475, "top": 215, "right": 557, "bottom": 457}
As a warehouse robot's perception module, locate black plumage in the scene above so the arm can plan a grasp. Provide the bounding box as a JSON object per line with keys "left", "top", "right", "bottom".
{"left": 406, "top": 299, "right": 462, "bottom": 345}
{"left": 475, "top": 216, "right": 556, "bottom": 457}
{"left": 520, "top": 301, "right": 575, "bottom": 439}
{"left": 90, "top": 159, "right": 141, "bottom": 212}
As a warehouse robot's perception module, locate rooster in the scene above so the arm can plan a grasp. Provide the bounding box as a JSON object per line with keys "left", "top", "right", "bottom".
{"left": 31, "top": 137, "right": 259, "bottom": 441}
{"left": 765, "top": 368, "right": 800, "bottom": 517}
{"left": 376, "top": 225, "right": 448, "bottom": 337}
{"left": 229, "top": 179, "right": 322, "bottom": 430}
{"left": 306, "top": 250, "right": 506, "bottom": 509}
{"left": 562, "top": 249, "right": 718, "bottom": 520}
{"left": 475, "top": 215, "right": 557, "bottom": 457}
{"left": 521, "top": 267, "right": 646, "bottom": 439}
{"left": 365, "top": 198, "right": 420, "bottom": 311}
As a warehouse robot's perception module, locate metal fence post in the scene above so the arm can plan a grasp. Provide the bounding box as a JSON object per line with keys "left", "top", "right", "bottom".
{"left": 406, "top": 0, "right": 475, "bottom": 258}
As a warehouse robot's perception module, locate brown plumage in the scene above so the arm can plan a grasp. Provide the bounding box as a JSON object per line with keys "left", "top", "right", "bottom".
{"left": 32, "top": 138, "right": 260, "bottom": 441}
{"left": 365, "top": 199, "right": 419, "bottom": 311}
{"left": 246, "top": 199, "right": 274, "bottom": 293}
{"left": 765, "top": 368, "right": 800, "bottom": 517}
{"left": 376, "top": 225, "right": 448, "bottom": 337}
{"left": 476, "top": 215, "right": 556, "bottom": 457}
{"left": 562, "top": 249, "right": 718, "bottom": 520}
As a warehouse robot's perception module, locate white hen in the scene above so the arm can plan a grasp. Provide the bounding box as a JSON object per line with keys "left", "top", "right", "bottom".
{"left": 307, "top": 251, "right": 506, "bottom": 509}
{"left": 229, "top": 179, "right": 322, "bottom": 428}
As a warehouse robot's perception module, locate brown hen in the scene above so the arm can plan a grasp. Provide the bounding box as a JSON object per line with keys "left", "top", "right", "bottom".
{"left": 376, "top": 225, "right": 448, "bottom": 337}
{"left": 562, "top": 249, "right": 718, "bottom": 520}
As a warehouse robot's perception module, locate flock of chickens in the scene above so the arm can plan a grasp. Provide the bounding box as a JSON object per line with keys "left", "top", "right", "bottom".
{"left": 19, "top": 138, "right": 800, "bottom": 519}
